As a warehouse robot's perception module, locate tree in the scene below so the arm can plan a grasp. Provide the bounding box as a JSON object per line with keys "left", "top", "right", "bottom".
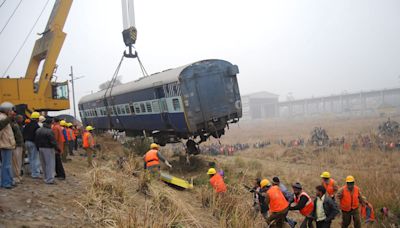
{"left": 99, "top": 76, "right": 123, "bottom": 90}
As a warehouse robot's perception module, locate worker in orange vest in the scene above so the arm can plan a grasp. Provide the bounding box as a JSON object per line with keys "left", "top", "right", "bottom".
{"left": 72, "top": 125, "right": 80, "bottom": 150}
{"left": 320, "top": 171, "right": 338, "bottom": 199}
{"left": 82, "top": 126, "right": 95, "bottom": 167}
{"left": 66, "top": 123, "right": 75, "bottom": 156}
{"left": 289, "top": 182, "right": 314, "bottom": 228}
{"left": 143, "top": 143, "right": 172, "bottom": 172}
{"left": 51, "top": 117, "right": 65, "bottom": 179}
{"left": 207, "top": 168, "right": 227, "bottom": 193}
{"left": 360, "top": 196, "right": 375, "bottom": 226}
{"left": 261, "top": 179, "right": 289, "bottom": 227}
{"left": 337, "top": 176, "right": 365, "bottom": 228}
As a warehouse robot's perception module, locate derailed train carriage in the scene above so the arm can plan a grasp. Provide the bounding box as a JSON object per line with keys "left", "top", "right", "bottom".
{"left": 78, "top": 59, "right": 242, "bottom": 148}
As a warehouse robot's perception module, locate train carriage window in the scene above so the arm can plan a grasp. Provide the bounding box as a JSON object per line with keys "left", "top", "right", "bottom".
{"left": 146, "top": 102, "right": 152, "bottom": 113}
{"left": 140, "top": 103, "right": 146, "bottom": 113}
{"left": 134, "top": 103, "right": 140, "bottom": 113}
{"left": 125, "top": 105, "right": 131, "bottom": 114}
{"left": 152, "top": 101, "right": 160, "bottom": 113}
{"left": 113, "top": 106, "right": 117, "bottom": 115}
{"left": 94, "top": 110, "right": 98, "bottom": 117}
{"left": 121, "top": 105, "right": 126, "bottom": 114}
{"left": 172, "top": 98, "right": 181, "bottom": 111}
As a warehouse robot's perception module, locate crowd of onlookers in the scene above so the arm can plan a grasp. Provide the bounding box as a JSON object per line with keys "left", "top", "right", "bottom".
{"left": 0, "top": 102, "right": 84, "bottom": 189}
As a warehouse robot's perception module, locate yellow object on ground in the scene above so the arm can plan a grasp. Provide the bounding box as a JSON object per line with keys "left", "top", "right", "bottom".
{"left": 160, "top": 172, "right": 193, "bottom": 189}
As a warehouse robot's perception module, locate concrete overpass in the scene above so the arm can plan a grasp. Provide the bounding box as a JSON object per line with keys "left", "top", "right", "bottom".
{"left": 278, "top": 87, "right": 400, "bottom": 117}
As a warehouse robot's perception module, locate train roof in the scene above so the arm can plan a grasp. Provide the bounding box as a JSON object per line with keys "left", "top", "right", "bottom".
{"left": 79, "top": 62, "right": 190, "bottom": 104}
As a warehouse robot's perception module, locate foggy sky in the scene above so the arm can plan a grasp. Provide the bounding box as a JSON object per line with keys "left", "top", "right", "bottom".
{"left": 1, "top": 0, "right": 400, "bottom": 116}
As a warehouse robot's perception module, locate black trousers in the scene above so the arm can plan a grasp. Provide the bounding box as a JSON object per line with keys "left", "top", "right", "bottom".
{"left": 300, "top": 217, "right": 314, "bottom": 228}
{"left": 316, "top": 220, "right": 331, "bottom": 228}
{"left": 55, "top": 152, "right": 65, "bottom": 178}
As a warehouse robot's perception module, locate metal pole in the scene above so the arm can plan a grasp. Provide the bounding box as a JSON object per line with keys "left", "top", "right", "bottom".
{"left": 69, "top": 66, "right": 77, "bottom": 119}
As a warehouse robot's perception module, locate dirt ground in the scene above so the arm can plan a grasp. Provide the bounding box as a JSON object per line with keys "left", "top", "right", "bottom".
{"left": 0, "top": 154, "right": 93, "bottom": 228}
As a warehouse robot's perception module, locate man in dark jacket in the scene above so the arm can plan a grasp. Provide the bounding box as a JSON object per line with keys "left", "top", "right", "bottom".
{"left": 23, "top": 112, "right": 41, "bottom": 178}
{"left": 312, "top": 185, "right": 339, "bottom": 228}
{"left": 35, "top": 118, "right": 59, "bottom": 184}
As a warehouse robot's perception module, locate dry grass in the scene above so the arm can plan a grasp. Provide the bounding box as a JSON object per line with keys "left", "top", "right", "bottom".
{"left": 77, "top": 116, "right": 400, "bottom": 227}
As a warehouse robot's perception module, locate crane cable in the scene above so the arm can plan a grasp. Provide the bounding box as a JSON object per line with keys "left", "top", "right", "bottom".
{"left": 102, "top": 50, "right": 149, "bottom": 132}
{"left": 0, "top": 0, "right": 7, "bottom": 8}
{"left": 0, "top": 0, "right": 22, "bottom": 36}
{"left": 2, "top": 0, "right": 51, "bottom": 78}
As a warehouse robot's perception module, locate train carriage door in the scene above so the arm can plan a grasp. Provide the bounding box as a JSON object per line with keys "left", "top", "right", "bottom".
{"left": 155, "top": 86, "right": 171, "bottom": 129}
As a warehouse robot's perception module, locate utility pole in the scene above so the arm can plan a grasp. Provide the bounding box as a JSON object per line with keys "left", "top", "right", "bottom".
{"left": 69, "top": 66, "right": 77, "bottom": 119}
{"left": 69, "top": 66, "right": 84, "bottom": 119}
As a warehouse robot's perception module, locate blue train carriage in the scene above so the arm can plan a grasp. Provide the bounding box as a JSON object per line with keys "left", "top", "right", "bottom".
{"left": 78, "top": 59, "right": 242, "bottom": 149}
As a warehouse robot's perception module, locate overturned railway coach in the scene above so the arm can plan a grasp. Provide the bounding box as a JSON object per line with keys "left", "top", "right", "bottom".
{"left": 78, "top": 59, "right": 242, "bottom": 146}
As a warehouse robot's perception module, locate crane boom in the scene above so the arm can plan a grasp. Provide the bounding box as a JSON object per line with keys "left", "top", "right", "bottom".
{"left": 0, "top": 0, "right": 72, "bottom": 114}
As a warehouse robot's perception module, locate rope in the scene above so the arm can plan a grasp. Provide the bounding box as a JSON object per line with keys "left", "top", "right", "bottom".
{"left": 0, "top": 0, "right": 22, "bottom": 36}
{"left": 2, "top": 0, "right": 50, "bottom": 78}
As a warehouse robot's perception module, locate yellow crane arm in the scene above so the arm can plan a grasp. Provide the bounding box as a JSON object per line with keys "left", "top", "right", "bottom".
{"left": 25, "top": 0, "right": 72, "bottom": 97}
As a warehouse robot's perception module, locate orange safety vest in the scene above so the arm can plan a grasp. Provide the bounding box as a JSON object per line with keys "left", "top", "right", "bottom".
{"left": 73, "top": 128, "right": 79, "bottom": 137}
{"left": 323, "top": 178, "right": 336, "bottom": 197}
{"left": 361, "top": 203, "right": 375, "bottom": 221}
{"left": 66, "top": 128, "right": 73, "bottom": 141}
{"left": 144, "top": 149, "right": 160, "bottom": 167}
{"left": 83, "top": 131, "right": 94, "bottom": 148}
{"left": 340, "top": 185, "right": 360, "bottom": 212}
{"left": 209, "top": 173, "right": 227, "bottom": 193}
{"left": 267, "top": 185, "right": 289, "bottom": 213}
{"left": 294, "top": 191, "right": 314, "bottom": 216}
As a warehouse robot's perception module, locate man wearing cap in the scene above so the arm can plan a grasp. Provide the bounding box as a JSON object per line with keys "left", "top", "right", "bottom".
{"left": 60, "top": 120, "right": 70, "bottom": 162}
{"left": 337, "top": 176, "right": 364, "bottom": 228}
{"left": 83, "top": 126, "right": 96, "bottom": 167}
{"left": 261, "top": 179, "right": 290, "bottom": 227}
{"left": 23, "top": 112, "right": 41, "bottom": 178}
{"left": 320, "top": 171, "right": 338, "bottom": 199}
{"left": 0, "top": 102, "right": 16, "bottom": 189}
{"left": 35, "top": 118, "right": 58, "bottom": 184}
{"left": 143, "top": 143, "right": 172, "bottom": 172}
{"left": 207, "top": 168, "right": 227, "bottom": 193}
{"left": 289, "top": 182, "right": 314, "bottom": 228}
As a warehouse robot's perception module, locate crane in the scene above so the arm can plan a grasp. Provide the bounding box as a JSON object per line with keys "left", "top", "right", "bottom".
{"left": 0, "top": 0, "right": 137, "bottom": 116}
{"left": 0, "top": 0, "right": 73, "bottom": 116}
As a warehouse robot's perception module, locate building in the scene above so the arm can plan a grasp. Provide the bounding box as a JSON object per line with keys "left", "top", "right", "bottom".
{"left": 241, "top": 91, "right": 279, "bottom": 120}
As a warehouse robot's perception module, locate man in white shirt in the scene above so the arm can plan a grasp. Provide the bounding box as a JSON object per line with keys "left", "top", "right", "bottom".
{"left": 312, "top": 185, "right": 339, "bottom": 228}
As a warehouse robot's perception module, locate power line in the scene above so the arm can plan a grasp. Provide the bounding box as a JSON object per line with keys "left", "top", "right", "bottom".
{"left": 0, "top": 0, "right": 7, "bottom": 8}
{"left": 0, "top": 0, "right": 22, "bottom": 36}
{"left": 2, "top": 0, "right": 50, "bottom": 78}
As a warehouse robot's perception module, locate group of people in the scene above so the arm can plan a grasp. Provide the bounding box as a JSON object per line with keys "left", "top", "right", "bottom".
{"left": 205, "top": 166, "right": 375, "bottom": 228}
{"left": 0, "top": 101, "right": 96, "bottom": 188}
{"left": 255, "top": 172, "right": 376, "bottom": 228}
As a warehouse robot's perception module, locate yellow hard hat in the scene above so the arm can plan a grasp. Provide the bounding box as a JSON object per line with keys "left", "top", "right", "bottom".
{"left": 260, "top": 179, "right": 271, "bottom": 188}
{"left": 321, "top": 171, "right": 331, "bottom": 178}
{"left": 207, "top": 168, "right": 217, "bottom": 175}
{"left": 86, "top": 126, "right": 94, "bottom": 131}
{"left": 150, "top": 143, "right": 159, "bottom": 149}
{"left": 346, "top": 175, "right": 355, "bottom": 183}
{"left": 67, "top": 123, "right": 73, "bottom": 127}
{"left": 31, "top": 112, "right": 40, "bottom": 119}
{"left": 60, "top": 120, "right": 67, "bottom": 126}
